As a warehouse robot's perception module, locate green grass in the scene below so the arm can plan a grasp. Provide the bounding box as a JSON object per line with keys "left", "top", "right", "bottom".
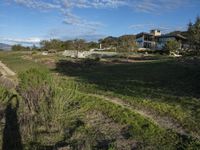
{"left": 0, "top": 51, "right": 47, "bottom": 73}
{"left": 0, "top": 51, "right": 200, "bottom": 149}
{"left": 54, "top": 58, "right": 200, "bottom": 138}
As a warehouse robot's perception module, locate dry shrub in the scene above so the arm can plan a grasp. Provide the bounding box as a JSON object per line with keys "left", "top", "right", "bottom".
{"left": 0, "top": 76, "right": 16, "bottom": 89}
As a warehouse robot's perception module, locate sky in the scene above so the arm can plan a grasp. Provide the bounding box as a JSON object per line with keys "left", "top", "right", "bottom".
{"left": 0, "top": 0, "right": 200, "bottom": 45}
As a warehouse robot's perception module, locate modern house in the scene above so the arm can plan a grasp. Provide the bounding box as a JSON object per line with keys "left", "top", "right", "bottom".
{"left": 135, "top": 29, "right": 187, "bottom": 50}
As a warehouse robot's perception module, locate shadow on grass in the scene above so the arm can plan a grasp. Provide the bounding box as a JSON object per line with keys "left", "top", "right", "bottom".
{"left": 2, "top": 95, "right": 23, "bottom": 150}
{"left": 53, "top": 59, "right": 200, "bottom": 100}
{"left": 28, "top": 141, "right": 69, "bottom": 150}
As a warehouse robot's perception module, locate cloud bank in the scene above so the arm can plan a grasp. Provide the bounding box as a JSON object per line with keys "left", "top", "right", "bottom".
{"left": 1, "top": 37, "right": 41, "bottom": 45}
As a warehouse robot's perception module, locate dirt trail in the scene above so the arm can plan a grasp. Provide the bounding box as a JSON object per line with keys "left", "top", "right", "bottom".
{"left": 0, "top": 61, "right": 16, "bottom": 88}
{"left": 88, "top": 93, "right": 200, "bottom": 140}
{"left": 0, "top": 61, "right": 16, "bottom": 76}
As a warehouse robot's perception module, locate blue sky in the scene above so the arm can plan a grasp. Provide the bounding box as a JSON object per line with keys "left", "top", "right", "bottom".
{"left": 0, "top": 0, "right": 200, "bottom": 45}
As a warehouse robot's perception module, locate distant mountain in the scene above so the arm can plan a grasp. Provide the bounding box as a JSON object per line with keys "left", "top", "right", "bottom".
{"left": 0, "top": 43, "right": 12, "bottom": 51}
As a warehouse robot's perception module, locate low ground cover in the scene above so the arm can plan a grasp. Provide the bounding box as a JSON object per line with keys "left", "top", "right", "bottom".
{"left": 0, "top": 51, "right": 199, "bottom": 149}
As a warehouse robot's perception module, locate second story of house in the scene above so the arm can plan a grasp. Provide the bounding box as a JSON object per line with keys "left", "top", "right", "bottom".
{"left": 135, "top": 30, "right": 159, "bottom": 49}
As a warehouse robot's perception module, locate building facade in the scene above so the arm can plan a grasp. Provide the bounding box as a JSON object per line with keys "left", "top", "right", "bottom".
{"left": 135, "top": 29, "right": 187, "bottom": 50}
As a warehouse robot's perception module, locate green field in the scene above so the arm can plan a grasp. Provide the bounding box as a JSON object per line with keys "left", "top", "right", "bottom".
{"left": 0, "top": 51, "right": 200, "bottom": 149}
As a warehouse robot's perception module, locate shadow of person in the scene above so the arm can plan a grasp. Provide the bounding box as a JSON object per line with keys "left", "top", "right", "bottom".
{"left": 2, "top": 94, "right": 23, "bottom": 150}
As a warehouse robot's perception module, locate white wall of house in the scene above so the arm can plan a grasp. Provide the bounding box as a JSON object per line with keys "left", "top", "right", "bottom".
{"left": 150, "top": 30, "right": 161, "bottom": 36}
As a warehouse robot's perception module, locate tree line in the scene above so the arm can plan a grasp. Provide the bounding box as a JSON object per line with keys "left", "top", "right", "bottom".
{"left": 11, "top": 35, "right": 137, "bottom": 52}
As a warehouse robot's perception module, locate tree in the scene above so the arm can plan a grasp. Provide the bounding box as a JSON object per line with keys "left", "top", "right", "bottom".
{"left": 117, "top": 35, "right": 137, "bottom": 52}
{"left": 31, "top": 44, "right": 38, "bottom": 51}
{"left": 187, "top": 16, "right": 200, "bottom": 55}
{"left": 164, "top": 40, "right": 180, "bottom": 55}
{"left": 12, "top": 45, "right": 22, "bottom": 51}
{"left": 99, "top": 36, "right": 118, "bottom": 49}
{"left": 88, "top": 41, "right": 99, "bottom": 50}
{"left": 63, "top": 40, "right": 75, "bottom": 50}
{"left": 40, "top": 39, "right": 65, "bottom": 51}
{"left": 73, "top": 39, "right": 88, "bottom": 51}
{"left": 12, "top": 44, "right": 30, "bottom": 51}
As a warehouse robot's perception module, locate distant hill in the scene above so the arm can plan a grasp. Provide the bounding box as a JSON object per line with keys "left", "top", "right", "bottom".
{"left": 168, "top": 31, "right": 189, "bottom": 38}
{"left": 0, "top": 43, "right": 12, "bottom": 51}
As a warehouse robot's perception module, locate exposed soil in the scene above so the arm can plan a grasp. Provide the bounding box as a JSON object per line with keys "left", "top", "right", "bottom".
{"left": 0, "top": 61, "right": 17, "bottom": 88}
{"left": 69, "top": 111, "right": 138, "bottom": 150}
{"left": 87, "top": 93, "right": 200, "bottom": 140}
{"left": 0, "top": 61, "right": 15, "bottom": 77}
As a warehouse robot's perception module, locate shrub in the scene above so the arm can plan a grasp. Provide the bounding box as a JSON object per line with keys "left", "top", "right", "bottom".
{"left": 31, "top": 51, "right": 37, "bottom": 55}
{"left": 163, "top": 40, "right": 180, "bottom": 55}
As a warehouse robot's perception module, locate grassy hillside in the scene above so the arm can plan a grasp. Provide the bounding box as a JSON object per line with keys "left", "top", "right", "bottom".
{"left": 0, "top": 51, "right": 200, "bottom": 149}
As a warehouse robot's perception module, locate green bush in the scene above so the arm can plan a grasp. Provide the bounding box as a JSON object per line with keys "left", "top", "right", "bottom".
{"left": 163, "top": 40, "right": 180, "bottom": 55}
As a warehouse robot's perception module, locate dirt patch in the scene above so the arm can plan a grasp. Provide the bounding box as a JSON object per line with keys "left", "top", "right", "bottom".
{"left": 0, "top": 61, "right": 17, "bottom": 88}
{"left": 87, "top": 94, "right": 200, "bottom": 140}
{"left": 0, "top": 61, "right": 15, "bottom": 76}
{"left": 69, "top": 111, "right": 137, "bottom": 150}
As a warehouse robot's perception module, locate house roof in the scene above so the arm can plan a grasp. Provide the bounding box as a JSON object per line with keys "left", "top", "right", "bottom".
{"left": 159, "top": 34, "right": 187, "bottom": 40}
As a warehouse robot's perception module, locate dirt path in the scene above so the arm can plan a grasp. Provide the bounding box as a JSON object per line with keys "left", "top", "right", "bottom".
{"left": 0, "top": 61, "right": 16, "bottom": 88}
{"left": 0, "top": 61, "right": 16, "bottom": 77}
{"left": 88, "top": 93, "right": 200, "bottom": 140}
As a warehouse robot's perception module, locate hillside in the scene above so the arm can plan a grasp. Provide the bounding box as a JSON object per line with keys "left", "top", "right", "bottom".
{"left": 0, "top": 43, "right": 11, "bottom": 51}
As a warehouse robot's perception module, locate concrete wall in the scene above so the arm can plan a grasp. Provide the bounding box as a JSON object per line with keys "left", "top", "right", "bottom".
{"left": 63, "top": 50, "right": 118, "bottom": 58}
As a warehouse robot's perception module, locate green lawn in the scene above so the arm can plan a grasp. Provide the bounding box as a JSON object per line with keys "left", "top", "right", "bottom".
{"left": 0, "top": 51, "right": 200, "bottom": 149}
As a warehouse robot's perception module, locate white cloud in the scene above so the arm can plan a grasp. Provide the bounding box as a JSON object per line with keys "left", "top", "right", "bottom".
{"left": 131, "top": 0, "right": 190, "bottom": 13}
{"left": 13, "top": 0, "right": 60, "bottom": 10}
{"left": 63, "top": 11, "right": 103, "bottom": 31}
{"left": 56, "top": 0, "right": 128, "bottom": 9}
{"left": 1, "top": 37, "right": 42, "bottom": 44}
{"left": 9, "top": 0, "right": 196, "bottom": 15}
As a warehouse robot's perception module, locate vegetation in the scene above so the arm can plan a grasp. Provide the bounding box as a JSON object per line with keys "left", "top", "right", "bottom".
{"left": 99, "top": 35, "right": 137, "bottom": 52}
{"left": 0, "top": 15, "right": 200, "bottom": 149}
{"left": 38, "top": 35, "right": 137, "bottom": 53}
{"left": 163, "top": 40, "right": 180, "bottom": 55}
{"left": 0, "top": 51, "right": 200, "bottom": 149}
{"left": 187, "top": 16, "right": 200, "bottom": 55}
{"left": 12, "top": 44, "right": 31, "bottom": 51}
{"left": 40, "top": 39, "right": 97, "bottom": 52}
{"left": 40, "top": 39, "right": 65, "bottom": 51}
